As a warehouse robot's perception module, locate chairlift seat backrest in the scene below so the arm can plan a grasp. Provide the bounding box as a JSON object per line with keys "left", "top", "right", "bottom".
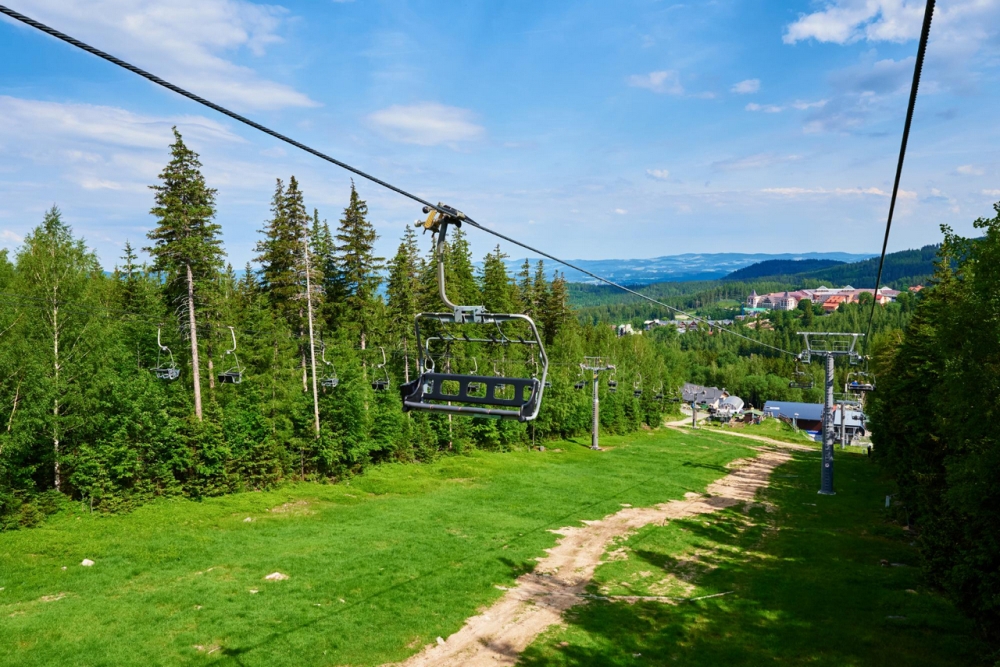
{"left": 218, "top": 371, "right": 242, "bottom": 384}
{"left": 634, "top": 389, "right": 642, "bottom": 398}
{"left": 321, "top": 377, "right": 338, "bottom": 388}
{"left": 154, "top": 367, "right": 180, "bottom": 381}
{"left": 372, "top": 379, "right": 389, "bottom": 391}
{"left": 401, "top": 373, "right": 541, "bottom": 422}
{"left": 574, "top": 381, "right": 585, "bottom": 391}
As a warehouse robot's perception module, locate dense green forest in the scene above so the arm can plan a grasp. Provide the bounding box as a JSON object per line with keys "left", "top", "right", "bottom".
{"left": 0, "top": 129, "right": 687, "bottom": 527}
{"left": 869, "top": 205, "right": 1000, "bottom": 647}
{"left": 723, "top": 258, "right": 847, "bottom": 281}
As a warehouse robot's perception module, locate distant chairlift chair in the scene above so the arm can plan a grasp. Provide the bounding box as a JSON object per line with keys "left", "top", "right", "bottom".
{"left": 788, "top": 356, "right": 814, "bottom": 389}
{"left": 607, "top": 368, "right": 618, "bottom": 393}
{"left": 372, "top": 346, "right": 390, "bottom": 391}
{"left": 633, "top": 373, "right": 643, "bottom": 398}
{"left": 320, "top": 342, "right": 338, "bottom": 388}
{"left": 399, "top": 205, "right": 548, "bottom": 422}
{"left": 152, "top": 325, "right": 180, "bottom": 381}
{"left": 218, "top": 326, "right": 244, "bottom": 384}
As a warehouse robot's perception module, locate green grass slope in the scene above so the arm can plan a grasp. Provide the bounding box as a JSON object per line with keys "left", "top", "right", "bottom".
{"left": 521, "top": 445, "right": 985, "bottom": 666}
{"left": 0, "top": 429, "right": 754, "bottom": 667}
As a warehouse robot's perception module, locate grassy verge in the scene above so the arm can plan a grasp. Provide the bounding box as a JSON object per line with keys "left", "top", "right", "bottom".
{"left": 699, "top": 417, "right": 819, "bottom": 446}
{"left": 0, "top": 428, "right": 753, "bottom": 667}
{"left": 520, "top": 447, "right": 986, "bottom": 666}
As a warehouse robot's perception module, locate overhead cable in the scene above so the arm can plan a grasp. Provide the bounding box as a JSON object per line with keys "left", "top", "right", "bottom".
{"left": 0, "top": 3, "right": 794, "bottom": 358}
{"left": 866, "top": 0, "right": 935, "bottom": 344}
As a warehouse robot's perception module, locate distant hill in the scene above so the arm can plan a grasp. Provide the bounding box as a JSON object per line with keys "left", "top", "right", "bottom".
{"left": 502, "top": 251, "right": 872, "bottom": 286}
{"left": 724, "top": 259, "right": 845, "bottom": 281}
{"left": 727, "top": 244, "right": 939, "bottom": 288}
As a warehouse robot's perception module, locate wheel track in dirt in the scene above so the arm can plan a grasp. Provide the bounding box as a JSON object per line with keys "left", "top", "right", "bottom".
{"left": 386, "top": 445, "right": 797, "bottom": 667}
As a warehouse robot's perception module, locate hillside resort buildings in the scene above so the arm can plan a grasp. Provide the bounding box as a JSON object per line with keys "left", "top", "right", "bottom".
{"left": 746, "top": 286, "right": 901, "bottom": 313}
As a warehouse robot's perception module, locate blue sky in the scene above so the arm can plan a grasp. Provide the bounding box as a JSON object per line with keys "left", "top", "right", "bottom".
{"left": 1, "top": 0, "right": 999, "bottom": 270}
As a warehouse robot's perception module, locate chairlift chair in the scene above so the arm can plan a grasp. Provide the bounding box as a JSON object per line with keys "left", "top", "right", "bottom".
{"left": 320, "top": 341, "right": 338, "bottom": 388}
{"left": 217, "top": 326, "right": 244, "bottom": 384}
{"left": 788, "top": 356, "right": 814, "bottom": 389}
{"left": 633, "top": 373, "right": 643, "bottom": 398}
{"left": 846, "top": 371, "right": 875, "bottom": 393}
{"left": 371, "top": 346, "right": 390, "bottom": 391}
{"left": 655, "top": 383, "right": 664, "bottom": 401}
{"left": 152, "top": 325, "right": 180, "bottom": 381}
{"left": 399, "top": 206, "right": 548, "bottom": 421}
{"left": 467, "top": 358, "right": 481, "bottom": 394}
{"left": 607, "top": 368, "right": 618, "bottom": 393}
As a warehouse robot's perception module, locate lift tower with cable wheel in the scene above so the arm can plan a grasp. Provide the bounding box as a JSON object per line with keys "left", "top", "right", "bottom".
{"left": 797, "top": 332, "right": 864, "bottom": 495}
{"left": 580, "top": 357, "right": 615, "bottom": 450}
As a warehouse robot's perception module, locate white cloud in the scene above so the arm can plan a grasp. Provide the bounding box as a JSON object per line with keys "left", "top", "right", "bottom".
{"left": 731, "top": 79, "right": 760, "bottom": 94}
{"left": 713, "top": 153, "right": 802, "bottom": 171}
{"left": 627, "top": 70, "right": 684, "bottom": 95}
{"left": 646, "top": 169, "right": 671, "bottom": 180}
{"left": 762, "top": 186, "right": 916, "bottom": 198}
{"left": 0, "top": 96, "right": 241, "bottom": 150}
{"left": 746, "top": 102, "right": 783, "bottom": 113}
{"left": 983, "top": 189, "right": 1000, "bottom": 196}
{"left": 784, "top": 0, "right": 927, "bottom": 44}
{"left": 791, "top": 99, "right": 828, "bottom": 110}
{"left": 614, "top": 208, "right": 628, "bottom": 215}
{"left": 957, "top": 164, "right": 984, "bottom": 175}
{"left": 783, "top": 0, "right": 1000, "bottom": 50}
{"left": 369, "top": 102, "right": 484, "bottom": 147}
{"left": 1, "top": 229, "right": 23, "bottom": 243}
{"left": 5, "top": 0, "right": 317, "bottom": 110}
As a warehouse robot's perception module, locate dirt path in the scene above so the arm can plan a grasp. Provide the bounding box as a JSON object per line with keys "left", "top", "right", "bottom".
{"left": 666, "top": 422, "right": 815, "bottom": 452}
{"left": 388, "top": 447, "right": 793, "bottom": 667}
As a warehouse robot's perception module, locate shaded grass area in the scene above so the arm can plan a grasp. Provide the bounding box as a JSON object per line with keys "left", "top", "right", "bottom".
{"left": 520, "top": 448, "right": 986, "bottom": 667}
{"left": 0, "top": 429, "right": 754, "bottom": 667}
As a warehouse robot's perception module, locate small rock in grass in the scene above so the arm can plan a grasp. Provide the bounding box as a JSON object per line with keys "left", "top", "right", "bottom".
{"left": 620, "top": 503, "right": 632, "bottom": 508}
{"left": 559, "top": 642, "right": 569, "bottom": 647}
{"left": 243, "top": 517, "right": 253, "bottom": 523}
{"left": 249, "top": 589, "right": 259, "bottom": 594}
{"left": 61, "top": 567, "right": 67, "bottom": 571}
{"left": 633, "top": 654, "right": 642, "bottom": 657}
{"left": 880, "top": 559, "right": 889, "bottom": 567}
{"left": 436, "top": 637, "right": 445, "bottom": 646}
{"left": 906, "top": 589, "right": 918, "bottom": 594}
{"left": 886, "top": 615, "right": 906, "bottom": 620}
{"left": 81, "top": 559, "right": 95, "bottom": 567}
{"left": 265, "top": 572, "right": 289, "bottom": 581}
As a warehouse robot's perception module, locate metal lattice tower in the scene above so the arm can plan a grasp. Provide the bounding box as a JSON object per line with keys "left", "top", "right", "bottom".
{"left": 797, "top": 332, "right": 864, "bottom": 495}
{"left": 581, "top": 357, "right": 615, "bottom": 450}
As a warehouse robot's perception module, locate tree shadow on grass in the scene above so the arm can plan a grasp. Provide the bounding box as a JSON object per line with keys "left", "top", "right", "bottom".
{"left": 519, "top": 453, "right": 987, "bottom": 667}
{"left": 680, "top": 460, "right": 730, "bottom": 473}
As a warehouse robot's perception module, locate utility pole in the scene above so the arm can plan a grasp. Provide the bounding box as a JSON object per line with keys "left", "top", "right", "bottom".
{"left": 797, "top": 332, "right": 863, "bottom": 496}
{"left": 581, "top": 357, "right": 615, "bottom": 450}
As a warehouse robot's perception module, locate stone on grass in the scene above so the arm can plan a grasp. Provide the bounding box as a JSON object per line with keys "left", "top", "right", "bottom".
{"left": 81, "top": 559, "right": 94, "bottom": 567}
{"left": 436, "top": 637, "right": 445, "bottom": 646}
{"left": 265, "top": 572, "right": 289, "bottom": 581}
{"left": 243, "top": 517, "right": 253, "bottom": 523}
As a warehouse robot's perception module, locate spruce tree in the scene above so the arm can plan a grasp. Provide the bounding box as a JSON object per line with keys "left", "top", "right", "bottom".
{"left": 145, "top": 128, "right": 224, "bottom": 421}
{"left": 333, "top": 182, "right": 384, "bottom": 347}
{"left": 386, "top": 226, "right": 421, "bottom": 380}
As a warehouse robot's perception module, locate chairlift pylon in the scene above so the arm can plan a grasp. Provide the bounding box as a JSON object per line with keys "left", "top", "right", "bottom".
{"left": 320, "top": 341, "right": 338, "bottom": 388}
{"left": 399, "top": 207, "right": 548, "bottom": 421}
{"left": 152, "top": 325, "right": 180, "bottom": 381}
{"left": 217, "top": 326, "right": 243, "bottom": 384}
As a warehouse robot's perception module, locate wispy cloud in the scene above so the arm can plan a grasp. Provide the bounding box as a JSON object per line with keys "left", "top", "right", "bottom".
{"left": 957, "top": 164, "right": 984, "bottom": 176}
{"left": 5, "top": 0, "right": 318, "bottom": 111}
{"left": 714, "top": 153, "right": 802, "bottom": 171}
{"left": 646, "top": 168, "right": 671, "bottom": 180}
{"left": 731, "top": 78, "right": 760, "bottom": 94}
{"left": 761, "top": 186, "right": 916, "bottom": 199}
{"left": 614, "top": 208, "right": 628, "bottom": 215}
{"left": 745, "top": 102, "right": 783, "bottom": 113}
{"left": 983, "top": 189, "right": 1000, "bottom": 197}
{"left": 784, "top": 0, "right": 928, "bottom": 45}
{"left": 369, "top": 102, "right": 484, "bottom": 147}
{"left": 628, "top": 70, "right": 684, "bottom": 95}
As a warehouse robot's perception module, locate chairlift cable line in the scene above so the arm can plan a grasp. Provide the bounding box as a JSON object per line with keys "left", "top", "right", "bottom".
{"left": 865, "top": 0, "right": 935, "bottom": 346}
{"left": 0, "top": 4, "right": 795, "bottom": 358}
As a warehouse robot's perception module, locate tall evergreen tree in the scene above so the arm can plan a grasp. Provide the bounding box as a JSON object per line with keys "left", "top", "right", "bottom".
{"left": 334, "top": 182, "right": 384, "bottom": 347}
{"left": 144, "top": 128, "right": 224, "bottom": 421}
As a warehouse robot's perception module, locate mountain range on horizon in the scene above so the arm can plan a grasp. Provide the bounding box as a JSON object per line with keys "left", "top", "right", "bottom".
{"left": 500, "top": 252, "right": 875, "bottom": 286}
